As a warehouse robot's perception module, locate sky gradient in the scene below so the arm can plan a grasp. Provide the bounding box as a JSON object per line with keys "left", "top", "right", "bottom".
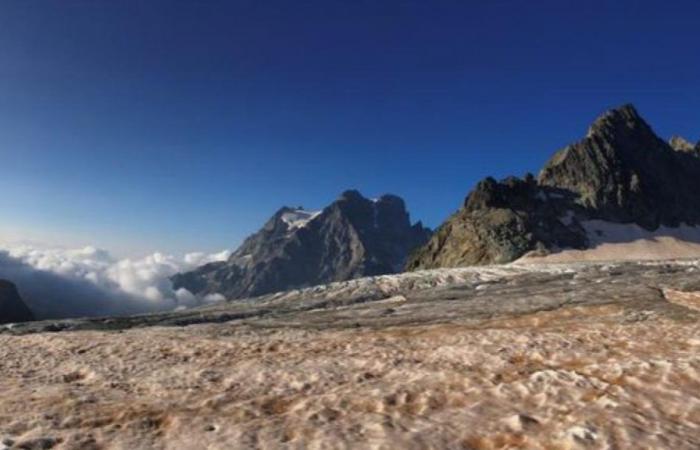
{"left": 1, "top": 0, "right": 699, "bottom": 256}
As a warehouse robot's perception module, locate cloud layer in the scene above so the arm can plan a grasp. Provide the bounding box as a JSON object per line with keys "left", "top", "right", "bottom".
{"left": 0, "top": 245, "right": 230, "bottom": 320}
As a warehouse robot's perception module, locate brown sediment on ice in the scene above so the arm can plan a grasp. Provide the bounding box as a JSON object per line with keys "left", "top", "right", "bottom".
{"left": 1, "top": 260, "right": 700, "bottom": 449}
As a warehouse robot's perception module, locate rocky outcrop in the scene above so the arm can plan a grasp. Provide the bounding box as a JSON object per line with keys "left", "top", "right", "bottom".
{"left": 408, "top": 104, "right": 700, "bottom": 269}
{"left": 407, "top": 176, "right": 587, "bottom": 267}
{"left": 173, "top": 190, "right": 430, "bottom": 299}
{"left": 0, "top": 280, "right": 34, "bottom": 324}
{"left": 669, "top": 135, "right": 698, "bottom": 153}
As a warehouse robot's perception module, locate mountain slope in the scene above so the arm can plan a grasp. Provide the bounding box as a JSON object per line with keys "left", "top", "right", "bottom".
{"left": 173, "top": 190, "right": 430, "bottom": 299}
{"left": 0, "top": 280, "right": 34, "bottom": 324}
{"left": 408, "top": 104, "right": 700, "bottom": 269}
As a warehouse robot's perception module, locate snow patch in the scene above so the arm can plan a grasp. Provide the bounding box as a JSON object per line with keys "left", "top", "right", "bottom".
{"left": 520, "top": 220, "right": 700, "bottom": 263}
{"left": 582, "top": 220, "right": 700, "bottom": 246}
{"left": 281, "top": 210, "right": 321, "bottom": 230}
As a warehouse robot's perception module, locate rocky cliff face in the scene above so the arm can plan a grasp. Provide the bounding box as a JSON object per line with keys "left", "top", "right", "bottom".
{"left": 0, "top": 280, "right": 34, "bottom": 324}
{"left": 173, "top": 190, "right": 430, "bottom": 299}
{"left": 408, "top": 104, "right": 700, "bottom": 269}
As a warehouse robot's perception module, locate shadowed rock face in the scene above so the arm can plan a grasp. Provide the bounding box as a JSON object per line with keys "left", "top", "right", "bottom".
{"left": 0, "top": 280, "right": 34, "bottom": 324}
{"left": 173, "top": 190, "right": 430, "bottom": 299}
{"left": 408, "top": 104, "right": 700, "bottom": 270}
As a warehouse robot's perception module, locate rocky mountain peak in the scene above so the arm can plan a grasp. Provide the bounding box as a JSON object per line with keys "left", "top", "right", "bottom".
{"left": 338, "top": 189, "right": 366, "bottom": 203}
{"left": 374, "top": 195, "right": 409, "bottom": 226}
{"left": 173, "top": 190, "right": 430, "bottom": 300}
{"left": 408, "top": 104, "right": 700, "bottom": 270}
{"left": 375, "top": 194, "right": 405, "bottom": 206}
{"left": 585, "top": 103, "right": 653, "bottom": 140}
{"left": 464, "top": 176, "right": 538, "bottom": 211}
{"left": 536, "top": 104, "right": 682, "bottom": 228}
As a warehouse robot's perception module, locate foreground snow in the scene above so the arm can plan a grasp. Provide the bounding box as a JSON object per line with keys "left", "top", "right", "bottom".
{"left": 1, "top": 260, "right": 700, "bottom": 449}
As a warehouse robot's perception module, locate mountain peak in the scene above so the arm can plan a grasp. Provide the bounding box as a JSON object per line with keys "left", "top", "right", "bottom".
{"left": 338, "top": 189, "right": 366, "bottom": 202}
{"left": 538, "top": 104, "right": 672, "bottom": 224}
{"left": 173, "top": 191, "right": 430, "bottom": 299}
{"left": 375, "top": 194, "right": 406, "bottom": 208}
{"left": 409, "top": 103, "right": 700, "bottom": 270}
{"left": 585, "top": 103, "right": 652, "bottom": 139}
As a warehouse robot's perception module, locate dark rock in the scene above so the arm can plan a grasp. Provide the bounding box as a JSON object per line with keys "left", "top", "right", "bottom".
{"left": 0, "top": 280, "right": 34, "bottom": 324}
{"left": 13, "top": 436, "right": 60, "bottom": 449}
{"left": 173, "top": 191, "right": 430, "bottom": 299}
{"left": 408, "top": 176, "right": 586, "bottom": 268}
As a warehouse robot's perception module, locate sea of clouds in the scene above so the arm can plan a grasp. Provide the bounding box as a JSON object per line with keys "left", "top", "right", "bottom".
{"left": 0, "top": 245, "right": 230, "bottom": 320}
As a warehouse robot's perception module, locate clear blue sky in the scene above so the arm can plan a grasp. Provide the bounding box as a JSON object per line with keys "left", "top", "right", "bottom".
{"left": 1, "top": 0, "right": 699, "bottom": 256}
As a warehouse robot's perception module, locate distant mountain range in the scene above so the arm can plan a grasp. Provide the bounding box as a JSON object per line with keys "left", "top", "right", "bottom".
{"left": 172, "top": 190, "right": 431, "bottom": 299}
{"left": 408, "top": 104, "right": 700, "bottom": 269}
{"left": 176, "top": 103, "right": 700, "bottom": 301}
{"left": 3, "top": 103, "right": 698, "bottom": 324}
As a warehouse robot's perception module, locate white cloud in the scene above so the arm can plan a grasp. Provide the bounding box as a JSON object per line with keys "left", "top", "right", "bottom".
{"left": 183, "top": 249, "right": 231, "bottom": 266}
{"left": 203, "top": 293, "right": 226, "bottom": 303}
{"left": 0, "top": 245, "right": 230, "bottom": 320}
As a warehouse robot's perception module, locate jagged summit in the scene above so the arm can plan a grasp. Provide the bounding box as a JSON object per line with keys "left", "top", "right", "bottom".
{"left": 585, "top": 103, "right": 652, "bottom": 138}
{"left": 538, "top": 104, "right": 700, "bottom": 228}
{"left": 338, "top": 189, "right": 365, "bottom": 201}
{"left": 408, "top": 104, "right": 700, "bottom": 269}
{"left": 173, "top": 190, "right": 430, "bottom": 300}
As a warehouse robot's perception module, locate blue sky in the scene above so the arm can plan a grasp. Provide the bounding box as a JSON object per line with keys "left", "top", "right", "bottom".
{"left": 1, "top": 0, "right": 699, "bottom": 256}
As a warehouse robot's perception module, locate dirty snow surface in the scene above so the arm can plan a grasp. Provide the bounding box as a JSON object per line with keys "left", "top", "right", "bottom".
{"left": 2, "top": 260, "right": 700, "bottom": 449}
{"left": 520, "top": 221, "right": 700, "bottom": 263}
